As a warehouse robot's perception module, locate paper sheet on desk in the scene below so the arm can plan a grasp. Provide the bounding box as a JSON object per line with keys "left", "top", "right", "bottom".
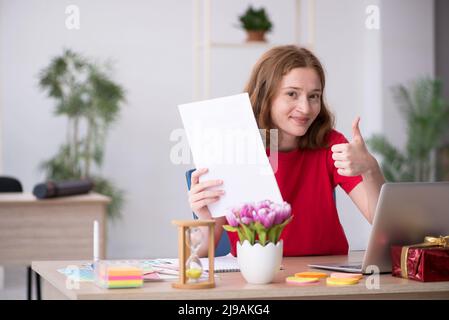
{"left": 178, "top": 93, "right": 283, "bottom": 217}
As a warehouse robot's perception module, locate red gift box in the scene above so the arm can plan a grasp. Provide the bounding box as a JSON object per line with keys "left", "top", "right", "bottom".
{"left": 391, "top": 236, "right": 449, "bottom": 282}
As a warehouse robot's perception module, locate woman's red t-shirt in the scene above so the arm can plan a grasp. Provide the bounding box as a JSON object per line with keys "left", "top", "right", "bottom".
{"left": 227, "top": 129, "right": 363, "bottom": 257}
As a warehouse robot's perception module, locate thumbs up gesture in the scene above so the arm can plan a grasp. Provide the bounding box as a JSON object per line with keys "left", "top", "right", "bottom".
{"left": 331, "top": 117, "right": 375, "bottom": 177}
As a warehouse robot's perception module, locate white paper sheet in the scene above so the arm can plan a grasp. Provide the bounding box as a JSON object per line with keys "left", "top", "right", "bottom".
{"left": 178, "top": 93, "right": 283, "bottom": 217}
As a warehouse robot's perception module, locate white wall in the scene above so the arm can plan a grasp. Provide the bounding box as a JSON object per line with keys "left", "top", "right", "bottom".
{"left": 381, "top": 0, "right": 435, "bottom": 148}
{"left": 0, "top": 0, "right": 195, "bottom": 259}
{"left": 0, "top": 0, "right": 435, "bottom": 257}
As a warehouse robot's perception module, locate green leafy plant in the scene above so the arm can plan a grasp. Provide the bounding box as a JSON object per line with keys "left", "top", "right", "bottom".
{"left": 367, "top": 78, "right": 449, "bottom": 182}
{"left": 38, "top": 49, "right": 125, "bottom": 219}
{"left": 238, "top": 6, "right": 273, "bottom": 32}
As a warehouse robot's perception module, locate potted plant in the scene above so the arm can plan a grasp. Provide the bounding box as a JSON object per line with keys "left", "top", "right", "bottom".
{"left": 38, "top": 49, "right": 125, "bottom": 219}
{"left": 367, "top": 78, "right": 449, "bottom": 182}
{"left": 238, "top": 6, "right": 273, "bottom": 42}
{"left": 223, "top": 200, "right": 292, "bottom": 284}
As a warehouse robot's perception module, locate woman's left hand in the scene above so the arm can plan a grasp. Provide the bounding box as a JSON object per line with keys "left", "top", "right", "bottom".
{"left": 331, "top": 117, "right": 376, "bottom": 177}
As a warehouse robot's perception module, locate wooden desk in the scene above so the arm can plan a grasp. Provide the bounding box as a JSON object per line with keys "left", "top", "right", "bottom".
{"left": 32, "top": 251, "right": 449, "bottom": 300}
{"left": 0, "top": 192, "right": 109, "bottom": 265}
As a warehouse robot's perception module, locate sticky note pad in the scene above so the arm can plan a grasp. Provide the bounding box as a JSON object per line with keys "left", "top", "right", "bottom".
{"left": 95, "top": 261, "right": 144, "bottom": 289}
{"left": 286, "top": 276, "right": 319, "bottom": 285}
{"left": 326, "top": 277, "right": 359, "bottom": 286}
{"left": 294, "top": 271, "right": 328, "bottom": 279}
{"left": 330, "top": 272, "right": 363, "bottom": 280}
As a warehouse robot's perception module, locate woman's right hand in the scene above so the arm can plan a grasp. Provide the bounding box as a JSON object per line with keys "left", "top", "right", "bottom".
{"left": 188, "top": 168, "right": 225, "bottom": 219}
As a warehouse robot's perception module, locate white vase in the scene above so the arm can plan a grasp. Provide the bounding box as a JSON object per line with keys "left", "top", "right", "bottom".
{"left": 237, "top": 240, "right": 283, "bottom": 284}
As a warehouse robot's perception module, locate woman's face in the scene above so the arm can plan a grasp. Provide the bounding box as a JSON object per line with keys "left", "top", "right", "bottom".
{"left": 270, "top": 67, "right": 322, "bottom": 144}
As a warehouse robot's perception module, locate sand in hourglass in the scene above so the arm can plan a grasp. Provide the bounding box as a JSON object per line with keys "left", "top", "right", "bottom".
{"left": 185, "top": 227, "right": 203, "bottom": 282}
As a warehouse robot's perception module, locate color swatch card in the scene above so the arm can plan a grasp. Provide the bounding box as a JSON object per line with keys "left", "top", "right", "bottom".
{"left": 57, "top": 264, "right": 94, "bottom": 282}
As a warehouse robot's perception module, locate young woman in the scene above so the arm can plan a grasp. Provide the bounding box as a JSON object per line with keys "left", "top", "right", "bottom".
{"left": 188, "top": 45, "right": 385, "bottom": 257}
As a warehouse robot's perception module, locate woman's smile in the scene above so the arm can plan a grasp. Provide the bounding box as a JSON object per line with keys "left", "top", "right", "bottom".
{"left": 289, "top": 115, "right": 311, "bottom": 126}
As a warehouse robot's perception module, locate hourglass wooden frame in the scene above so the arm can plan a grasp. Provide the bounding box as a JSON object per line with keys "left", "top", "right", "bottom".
{"left": 172, "top": 219, "right": 215, "bottom": 289}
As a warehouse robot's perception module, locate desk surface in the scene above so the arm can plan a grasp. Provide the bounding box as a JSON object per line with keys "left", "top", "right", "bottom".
{"left": 0, "top": 192, "right": 110, "bottom": 205}
{"left": 32, "top": 251, "right": 449, "bottom": 300}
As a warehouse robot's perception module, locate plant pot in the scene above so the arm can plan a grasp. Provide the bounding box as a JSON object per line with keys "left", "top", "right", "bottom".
{"left": 237, "top": 240, "right": 283, "bottom": 284}
{"left": 246, "top": 30, "right": 267, "bottom": 42}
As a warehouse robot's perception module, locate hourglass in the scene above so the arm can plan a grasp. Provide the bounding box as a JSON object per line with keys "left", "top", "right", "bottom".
{"left": 172, "top": 220, "right": 215, "bottom": 289}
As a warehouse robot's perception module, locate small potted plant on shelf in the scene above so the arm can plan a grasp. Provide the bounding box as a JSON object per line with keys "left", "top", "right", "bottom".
{"left": 223, "top": 200, "right": 292, "bottom": 284}
{"left": 238, "top": 6, "right": 273, "bottom": 42}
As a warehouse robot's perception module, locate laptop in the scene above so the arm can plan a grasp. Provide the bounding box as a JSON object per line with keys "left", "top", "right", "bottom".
{"left": 308, "top": 182, "right": 449, "bottom": 274}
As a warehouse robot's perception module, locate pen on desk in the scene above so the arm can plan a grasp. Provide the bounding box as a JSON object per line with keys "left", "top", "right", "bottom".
{"left": 93, "top": 220, "right": 99, "bottom": 264}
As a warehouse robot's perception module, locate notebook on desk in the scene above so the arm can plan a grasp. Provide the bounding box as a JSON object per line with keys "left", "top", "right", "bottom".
{"left": 147, "top": 255, "right": 240, "bottom": 273}
{"left": 201, "top": 254, "right": 240, "bottom": 273}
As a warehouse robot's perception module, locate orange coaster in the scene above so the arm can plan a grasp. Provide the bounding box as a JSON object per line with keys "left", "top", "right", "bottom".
{"left": 326, "top": 277, "right": 359, "bottom": 286}
{"left": 330, "top": 272, "right": 363, "bottom": 280}
{"left": 294, "top": 271, "right": 328, "bottom": 279}
{"left": 286, "top": 276, "right": 320, "bottom": 285}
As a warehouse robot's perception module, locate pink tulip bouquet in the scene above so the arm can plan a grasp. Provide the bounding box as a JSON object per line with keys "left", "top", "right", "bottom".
{"left": 223, "top": 200, "right": 292, "bottom": 246}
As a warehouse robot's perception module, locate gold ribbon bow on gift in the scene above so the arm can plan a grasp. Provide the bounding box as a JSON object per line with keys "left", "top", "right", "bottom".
{"left": 400, "top": 235, "right": 449, "bottom": 278}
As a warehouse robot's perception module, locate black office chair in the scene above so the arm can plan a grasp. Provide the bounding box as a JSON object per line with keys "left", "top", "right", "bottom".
{"left": 0, "top": 176, "right": 40, "bottom": 300}
{"left": 0, "top": 176, "right": 22, "bottom": 192}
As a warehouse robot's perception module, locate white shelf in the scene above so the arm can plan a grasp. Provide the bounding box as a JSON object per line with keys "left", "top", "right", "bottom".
{"left": 194, "top": 0, "right": 314, "bottom": 100}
